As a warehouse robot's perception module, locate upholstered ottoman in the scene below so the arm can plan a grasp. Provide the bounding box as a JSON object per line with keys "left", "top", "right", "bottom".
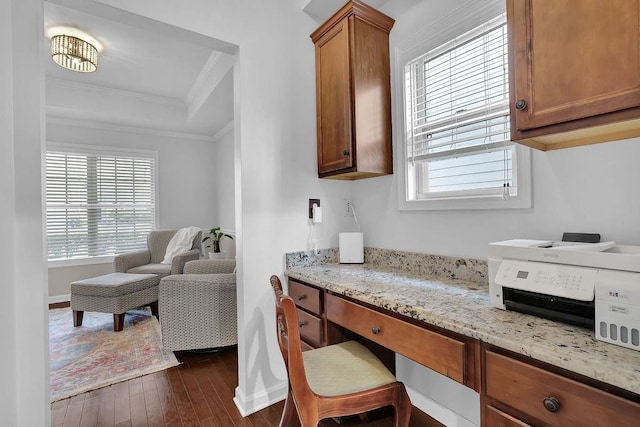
{"left": 70, "top": 273, "right": 160, "bottom": 332}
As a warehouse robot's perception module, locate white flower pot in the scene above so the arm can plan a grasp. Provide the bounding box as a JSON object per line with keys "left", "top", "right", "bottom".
{"left": 208, "top": 251, "right": 226, "bottom": 259}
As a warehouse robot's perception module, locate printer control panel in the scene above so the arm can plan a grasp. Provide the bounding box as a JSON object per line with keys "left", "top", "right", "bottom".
{"left": 495, "top": 260, "right": 597, "bottom": 301}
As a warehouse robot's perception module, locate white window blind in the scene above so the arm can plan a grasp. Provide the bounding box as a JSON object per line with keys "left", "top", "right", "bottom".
{"left": 46, "top": 147, "right": 156, "bottom": 261}
{"left": 405, "top": 14, "right": 515, "bottom": 201}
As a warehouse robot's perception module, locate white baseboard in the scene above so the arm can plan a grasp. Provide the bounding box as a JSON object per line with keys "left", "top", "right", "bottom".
{"left": 49, "top": 294, "right": 70, "bottom": 305}
{"left": 406, "top": 385, "right": 479, "bottom": 427}
{"left": 233, "top": 382, "right": 287, "bottom": 417}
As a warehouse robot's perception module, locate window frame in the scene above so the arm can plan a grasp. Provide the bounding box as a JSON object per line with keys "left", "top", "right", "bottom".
{"left": 394, "top": 0, "right": 532, "bottom": 211}
{"left": 45, "top": 142, "right": 159, "bottom": 266}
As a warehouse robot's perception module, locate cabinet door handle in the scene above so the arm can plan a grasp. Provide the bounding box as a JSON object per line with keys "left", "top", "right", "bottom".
{"left": 343, "top": 150, "right": 350, "bottom": 156}
{"left": 297, "top": 294, "right": 306, "bottom": 301}
{"left": 371, "top": 326, "right": 381, "bottom": 334}
{"left": 542, "top": 397, "right": 560, "bottom": 413}
{"left": 298, "top": 321, "right": 307, "bottom": 328}
{"left": 515, "top": 99, "right": 528, "bottom": 110}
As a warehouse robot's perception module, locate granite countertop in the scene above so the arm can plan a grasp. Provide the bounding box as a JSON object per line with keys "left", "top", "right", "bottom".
{"left": 285, "top": 259, "right": 640, "bottom": 396}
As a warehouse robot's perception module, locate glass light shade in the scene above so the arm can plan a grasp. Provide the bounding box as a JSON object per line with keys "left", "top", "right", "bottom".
{"left": 51, "top": 34, "right": 98, "bottom": 73}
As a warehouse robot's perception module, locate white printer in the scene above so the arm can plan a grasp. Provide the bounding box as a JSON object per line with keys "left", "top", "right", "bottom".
{"left": 488, "top": 239, "right": 640, "bottom": 351}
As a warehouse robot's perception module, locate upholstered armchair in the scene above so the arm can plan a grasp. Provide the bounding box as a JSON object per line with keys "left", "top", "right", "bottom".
{"left": 113, "top": 229, "right": 201, "bottom": 277}
{"left": 159, "top": 259, "right": 237, "bottom": 351}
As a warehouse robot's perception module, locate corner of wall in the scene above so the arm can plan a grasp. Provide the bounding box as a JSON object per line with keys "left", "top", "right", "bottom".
{"left": 233, "top": 381, "right": 288, "bottom": 417}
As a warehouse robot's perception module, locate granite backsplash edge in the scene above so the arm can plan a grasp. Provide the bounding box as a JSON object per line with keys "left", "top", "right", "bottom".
{"left": 286, "top": 247, "right": 488, "bottom": 284}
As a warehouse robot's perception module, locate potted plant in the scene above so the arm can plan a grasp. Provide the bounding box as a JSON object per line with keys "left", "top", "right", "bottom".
{"left": 203, "top": 226, "right": 233, "bottom": 259}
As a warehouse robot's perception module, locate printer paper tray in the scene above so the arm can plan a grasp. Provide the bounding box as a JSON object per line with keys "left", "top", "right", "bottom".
{"left": 504, "top": 288, "right": 595, "bottom": 329}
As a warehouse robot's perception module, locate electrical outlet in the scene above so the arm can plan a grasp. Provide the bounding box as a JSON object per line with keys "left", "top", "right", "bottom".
{"left": 309, "top": 199, "right": 320, "bottom": 219}
{"left": 344, "top": 199, "right": 353, "bottom": 217}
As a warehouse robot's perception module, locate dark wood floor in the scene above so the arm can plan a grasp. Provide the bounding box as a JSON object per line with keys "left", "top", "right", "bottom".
{"left": 51, "top": 346, "right": 442, "bottom": 427}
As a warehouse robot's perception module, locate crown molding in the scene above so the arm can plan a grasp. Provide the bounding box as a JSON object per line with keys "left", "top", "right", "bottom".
{"left": 186, "top": 52, "right": 234, "bottom": 121}
{"left": 303, "top": 0, "right": 389, "bottom": 23}
{"left": 47, "top": 114, "right": 217, "bottom": 143}
{"left": 212, "top": 120, "right": 234, "bottom": 141}
{"left": 46, "top": 76, "right": 185, "bottom": 108}
{"left": 186, "top": 51, "right": 223, "bottom": 106}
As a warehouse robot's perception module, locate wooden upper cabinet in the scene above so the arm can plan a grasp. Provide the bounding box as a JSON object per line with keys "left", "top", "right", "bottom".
{"left": 508, "top": 0, "right": 640, "bottom": 150}
{"left": 311, "top": 0, "right": 394, "bottom": 179}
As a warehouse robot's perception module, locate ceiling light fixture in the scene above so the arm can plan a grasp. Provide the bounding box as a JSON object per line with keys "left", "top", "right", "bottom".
{"left": 51, "top": 34, "right": 98, "bottom": 73}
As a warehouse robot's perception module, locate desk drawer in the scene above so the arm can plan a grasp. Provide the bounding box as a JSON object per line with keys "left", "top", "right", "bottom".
{"left": 485, "top": 350, "right": 640, "bottom": 426}
{"left": 485, "top": 405, "right": 531, "bottom": 427}
{"left": 326, "top": 293, "right": 466, "bottom": 383}
{"left": 289, "top": 280, "right": 322, "bottom": 314}
{"left": 297, "top": 309, "right": 323, "bottom": 348}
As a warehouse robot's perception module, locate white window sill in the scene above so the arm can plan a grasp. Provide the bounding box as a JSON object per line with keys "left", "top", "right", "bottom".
{"left": 48, "top": 256, "right": 114, "bottom": 269}
{"left": 398, "top": 193, "right": 531, "bottom": 211}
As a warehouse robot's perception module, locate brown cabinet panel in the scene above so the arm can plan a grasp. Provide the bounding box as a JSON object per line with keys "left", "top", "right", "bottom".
{"left": 311, "top": 0, "right": 394, "bottom": 179}
{"left": 508, "top": 0, "right": 640, "bottom": 150}
{"left": 350, "top": 16, "right": 393, "bottom": 176}
{"left": 485, "top": 350, "right": 640, "bottom": 426}
{"left": 300, "top": 339, "right": 315, "bottom": 352}
{"left": 288, "top": 279, "right": 322, "bottom": 315}
{"left": 485, "top": 405, "right": 531, "bottom": 427}
{"left": 315, "top": 19, "right": 353, "bottom": 174}
{"left": 325, "top": 293, "right": 466, "bottom": 384}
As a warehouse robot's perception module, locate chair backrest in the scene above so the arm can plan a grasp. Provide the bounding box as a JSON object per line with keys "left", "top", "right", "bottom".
{"left": 270, "top": 275, "right": 412, "bottom": 427}
{"left": 270, "top": 276, "right": 312, "bottom": 399}
{"left": 147, "top": 229, "right": 201, "bottom": 263}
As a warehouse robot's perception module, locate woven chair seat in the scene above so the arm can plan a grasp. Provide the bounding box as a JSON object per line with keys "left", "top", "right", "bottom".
{"left": 303, "top": 340, "right": 397, "bottom": 396}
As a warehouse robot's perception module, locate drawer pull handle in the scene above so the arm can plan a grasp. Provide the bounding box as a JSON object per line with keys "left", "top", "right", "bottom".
{"left": 542, "top": 397, "right": 560, "bottom": 413}
{"left": 298, "top": 321, "right": 307, "bottom": 328}
{"left": 372, "top": 326, "right": 381, "bottom": 335}
{"left": 297, "top": 294, "right": 306, "bottom": 301}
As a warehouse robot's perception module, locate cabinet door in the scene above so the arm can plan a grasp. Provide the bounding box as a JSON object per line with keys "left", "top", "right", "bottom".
{"left": 315, "top": 18, "right": 354, "bottom": 175}
{"left": 510, "top": 0, "right": 640, "bottom": 132}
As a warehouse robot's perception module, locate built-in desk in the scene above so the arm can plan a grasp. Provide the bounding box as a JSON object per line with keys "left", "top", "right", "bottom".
{"left": 285, "top": 257, "right": 640, "bottom": 427}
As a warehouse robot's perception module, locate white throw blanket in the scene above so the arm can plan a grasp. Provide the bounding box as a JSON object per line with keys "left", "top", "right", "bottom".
{"left": 161, "top": 226, "right": 201, "bottom": 264}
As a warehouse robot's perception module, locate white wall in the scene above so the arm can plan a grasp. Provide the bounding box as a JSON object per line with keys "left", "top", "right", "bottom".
{"left": 47, "top": 120, "right": 218, "bottom": 230}
{"left": 213, "top": 123, "right": 236, "bottom": 232}
{"left": 48, "top": 262, "right": 114, "bottom": 300}
{"left": 353, "top": 133, "right": 640, "bottom": 260}
{"left": 0, "top": 0, "right": 18, "bottom": 422}
{"left": 46, "top": 120, "right": 220, "bottom": 299}
{"left": 361, "top": 0, "right": 640, "bottom": 260}
{"left": 357, "top": 1, "right": 640, "bottom": 425}
{"left": 3, "top": 0, "right": 50, "bottom": 425}
{"left": 94, "top": 0, "right": 355, "bottom": 415}
{"left": 13, "top": 0, "right": 637, "bottom": 423}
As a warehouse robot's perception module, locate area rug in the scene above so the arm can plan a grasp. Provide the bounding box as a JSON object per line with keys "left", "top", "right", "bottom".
{"left": 49, "top": 307, "right": 179, "bottom": 402}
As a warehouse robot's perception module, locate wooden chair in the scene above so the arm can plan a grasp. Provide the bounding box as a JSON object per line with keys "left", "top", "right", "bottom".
{"left": 270, "top": 275, "right": 411, "bottom": 427}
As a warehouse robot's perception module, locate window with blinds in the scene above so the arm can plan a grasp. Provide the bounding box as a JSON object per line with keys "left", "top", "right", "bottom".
{"left": 404, "top": 14, "right": 515, "bottom": 201}
{"left": 46, "top": 146, "right": 157, "bottom": 261}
